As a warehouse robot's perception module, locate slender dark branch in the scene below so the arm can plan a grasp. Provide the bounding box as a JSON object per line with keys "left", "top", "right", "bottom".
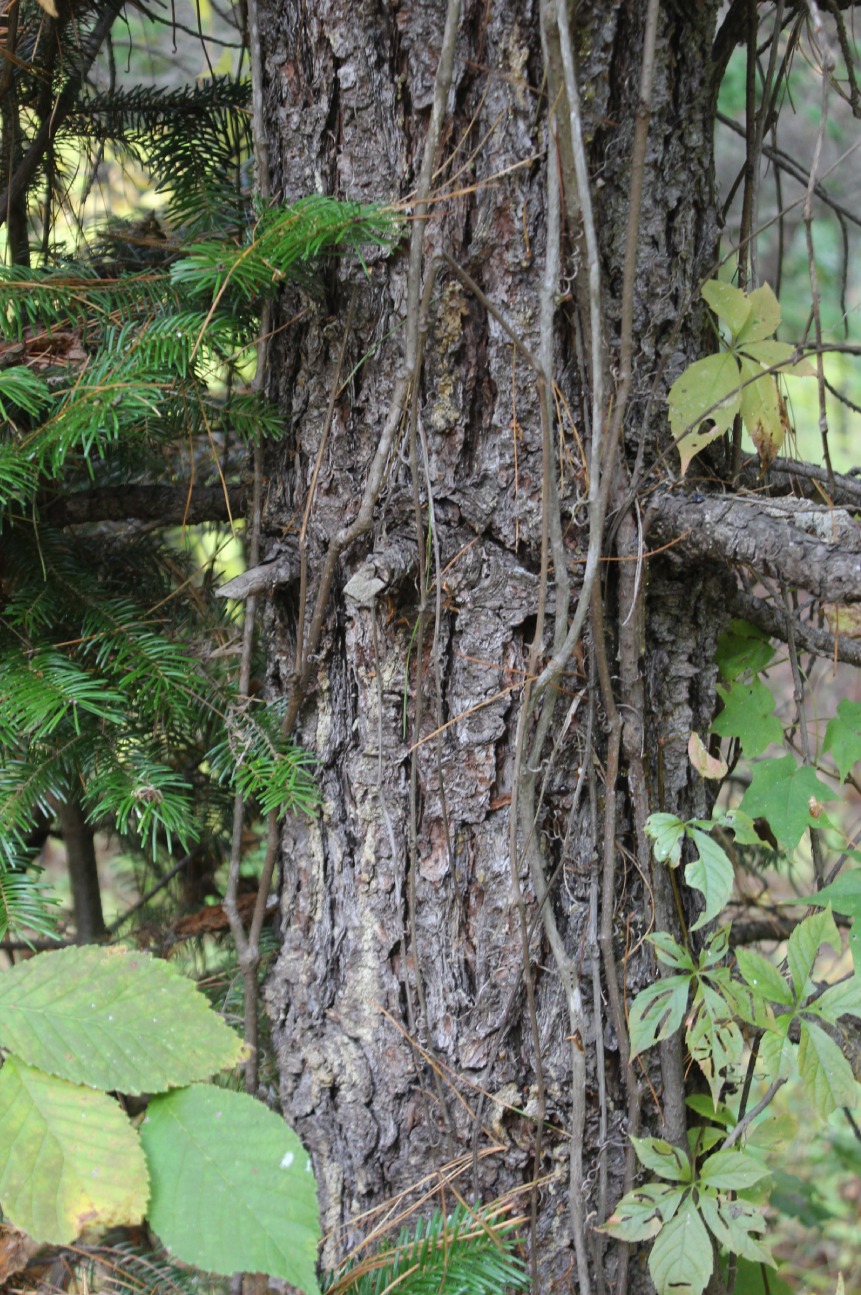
{"left": 732, "top": 588, "right": 861, "bottom": 668}
{"left": 0, "top": 0, "right": 125, "bottom": 227}
{"left": 40, "top": 483, "right": 247, "bottom": 528}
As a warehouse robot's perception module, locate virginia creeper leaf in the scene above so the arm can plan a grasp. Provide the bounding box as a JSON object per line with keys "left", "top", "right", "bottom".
{"left": 698, "top": 1196, "right": 773, "bottom": 1266}
{"left": 787, "top": 906, "right": 841, "bottom": 1000}
{"left": 646, "top": 814, "right": 685, "bottom": 866}
{"left": 0, "top": 946, "right": 243, "bottom": 1094}
{"left": 711, "top": 679, "right": 783, "bottom": 758}
{"left": 739, "top": 756, "right": 836, "bottom": 851}
{"left": 601, "top": 1182, "right": 684, "bottom": 1243}
{"left": 649, "top": 930, "right": 696, "bottom": 971}
{"left": 806, "top": 976, "right": 861, "bottom": 1024}
{"left": 701, "top": 279, "right": 752, "bottom": 335}
{"left": 668, "top": 352, "right": 742, "bottom": 475}
{"left": 734, "top": 283, "right": 781, "bottom": 343}
{"left": 698, "top": 1149, "right": 770, "bottom": 1191}
{"left": 0, "top": 1057, "right": 148, "bottom": 1245}
{"left": 735, "top": 949, "right": 793, "bottom": 1006}
{"left": 797, "top": 1019, "right": 860, "bottom": 1119}
{"left": 739, "top": 339, "right": 816, "bottom": 377}
{"left": 686, "top": 828, "right": 735, "bottom": 931}
{"left": 141, "top": 1084, "right": 320, "bottom": 1290}
{"left": 630, "top": 1136, "right": 692, "bottom": 1183}
{"left": 648, "top": 1199, "right": 713, "bottom": 1295}
{"left": 738, "top": 358, "right": 785, "bottom": 470}
{"left": 629, "top": 976, "right": 691, "bottom": 1059}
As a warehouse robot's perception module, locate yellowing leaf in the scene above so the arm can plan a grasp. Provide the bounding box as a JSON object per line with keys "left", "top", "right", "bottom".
{"left": 34, "top": 0, "right": 59, "bottom": 16}
{"left": 740, "top": 338, "right": 817, "bottom": 377}
{"left": 701, "top": 280, "right": 751, "bottom": 335}
{"left": 668, "top": 352, "right": 741, "bottom": 475}
{"left": 0, "top": 1058, "right": 148, "bottom": 1245}
{"left": 739, "top": 358, "right": 785, "bottom": 470}
{"left": 688, "top": 732, "right": 727, "bottom": 780}
{"left": 736, "top": 283, "right": 781, "bottom": 343}
{"left": 823, "top": 603, "right": 861, "bottom": 640}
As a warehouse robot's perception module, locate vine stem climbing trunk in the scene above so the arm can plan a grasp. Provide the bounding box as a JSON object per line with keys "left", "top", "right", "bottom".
{"left": 254, "top": 1, "right": 727, "bottom": 1288}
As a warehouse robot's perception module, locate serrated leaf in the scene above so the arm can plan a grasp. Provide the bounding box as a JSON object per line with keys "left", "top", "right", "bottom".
{"left": 735, "top": 283, "right": 781, "bottom": 343}
{"left": 0, "top": 947, "right": 243, "bottom": 1094}
{"left": 685, "top": 1094, "right": 735, "bottom": 1127}
{"left": 822, "top": 700, "right": 861, "bottom": 781}
{"left": 698, "top": 1149, "right": 770, "bottom": 1190}
{"left": 711, "top": 679, "right": 782, "bottom": 758}
{"left": 687, "top": 982, "right": 743, "bottom": 1106}
{"left": 686, "top": 829, "right": 735, "bottom": 931}
{"left": 787, "top": 907, "right": 841, "bottom": 999}
{"left": 649, "top": 930, "right": 696, "bottom": 971}
{"left": 629, "top": 976, "right": 691, "bottom": 1059}
{"left": 715, "top": 807, "right": 769, "bottom": 846}
{"left": 739, "top": 756, "right": 837, "bottom": 852}
{"left": 669, "top": 353, "right": 742, "bottom": 475}
{"left": 798, "top": 870, "right": 861, "bottom": 921}
{"left": 797, "top": 1019, "right": 860, "bottom": 1119}
{"left": 735, "top": 949, "right": 793, "bottom": 1006}
{"left": 738, "top": 359, "right": 785, "bottom": 470}
{"left": 0, "top": 1057, "right": 148, "bottom": 1245}
{"left": 646, "top": 814, "right": 686, "bottom": 866}
{"left": 702, "top": 279, "right": 752, "bottom": 335}
{"left": 141, "top": 1085, "right": 320, "bottom": 1290}
{"left": 630, "top": 1136, "right": 692, "bottom": 1182}
{"left": 601, "top": 1182, "right": 684, "bottom": 1242}
{"left": 715, "top": 620, "right": 774, "bottom": 681}
{"left": 807, "top": 976, "right": 861, "bottom": 1024}
{"left": 739, "top": 339, "right": 816, "bottom": 377}
{"left": 759, "top": 1019, "right": 797, "bottom": 1082}
{"left": 698, "top": 1196, "right": 773, "bottom": 1266}
{"left": 649, "top": 1199, "right": 713, "bottom": 1295}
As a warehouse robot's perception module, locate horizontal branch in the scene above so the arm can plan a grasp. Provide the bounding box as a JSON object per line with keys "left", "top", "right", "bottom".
{"left": 41, "top": 484, "right": 246, "bottom": 527}
{"left": 732, "top": 588, "right": 861, "bottom": 667}
{"left": 649, "top": 490, "right": 861, "bottom": 605}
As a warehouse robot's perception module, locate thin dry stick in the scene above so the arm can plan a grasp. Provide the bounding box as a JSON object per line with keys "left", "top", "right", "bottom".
{"left": 780, "top": 580, "right": 826, "bottom": 885}
{"left": 803, "top": 19, "right": 837, "bottom": 489}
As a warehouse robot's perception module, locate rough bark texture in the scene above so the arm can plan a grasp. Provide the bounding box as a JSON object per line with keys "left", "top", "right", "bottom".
{"left": 254, "top": 2, "right": 726, "bottom": 1289}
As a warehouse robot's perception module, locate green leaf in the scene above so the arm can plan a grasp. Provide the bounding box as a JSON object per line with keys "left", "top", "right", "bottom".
{"left": 807, "top": 975, "right": 861, "bottom": 1024}
{"left": 0, "top": 1057, "right": 148, "bottom": 1244}
{"left": 649, "top": 1199, "right": 713, "bottom": 1295}
{"left": 734, "top": 283, "right": 781, "bottom": 343}
{"left": 739, "top": 756, "right": 837, "bottom": 851}
{"left": 698, "top": 1149, "right": 770, "bottom": 1191}
{"left": 686, "top": 828, "right": 735, "bottom": 931}
{"left": 629, "top": 975, "right": 692, "bottom": 1059}
{"left": 687, "top": 982, "right": 744, "bottom": 1107}
{"left": 646, "top": 814, "right": 686, "bottom": 866}
{"left": 759, "top": 1019, "right": 797, "bottom": 1082}
{"left": 668, "top": 352, "right": 742, "bottom": 475}
{"left": 141, "top": 1085, "right": 320, "bottom": 1290}
{"left": 630, "top": 1136, "right": 692, "bottom": 1183}
{"left": 739, "top": 339, "right": 816, "bottom": 377}
{"left": 787, "top": 907, "right": 842, "bottom": 1000}
{"left": 702, "top": 279, "right": 752, "bottom": 335}
{"left": 822, "top": 700, "right": 861, "bottom": 781}
{"left": 711, "top": 679, "right": 783, "bottom": 758}
{"left": 649, "top": 930, "right": 696, "bottom": 971}
{"left": 715, "top": 620, "right": 774, "bottom": 681}
{"left": 798, "top": 869, "right": 861, "bottom": 920}
{"left": 698, "top": 1195, "right": 773, "bottom": 1266}
{"left": 601, "top": 1183, "right": 684, "bottom": 1243}
{"left": 797, "top": 1019, "right": 861, "bottom": 1119}
{"left": 735, "top": 949, "right": 793, "bottom": 1006}
{"left": 715, "top": 807, "right": 770, "bottom": 846}
{"left": 0, "top": 947, "right": 243, "bottom": 1094}
{"left": 729, "top": 1257, "right": 793, "bottom": 1294}
{"left": 686, "top": 1094, "right": 735, "bottom": 1127}
{"left": 738, "top": 359, "right": 785, "bottom": 470}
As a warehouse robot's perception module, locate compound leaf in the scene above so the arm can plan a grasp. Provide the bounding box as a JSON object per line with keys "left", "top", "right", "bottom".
{"left": 630, "top": 1137, "right": 692, "bottom": 1183}
{"left": 797, "top": 1019, "right": 860, "bottom": 1120}
{"left": 646, "top": 814, "right": 686, "bottom": 866}
{"left": 698, "top": 1149, "right": 770, "bottom": 1191}
{"left": 686, "top": 829, "right": 735, "bottom": 931}
{"left": 601, "top": 1182, "right": 684, "bottom": 1243}
{"left": 738, "top": 359, "right": 785, "bottom": 470}
{"left": 798, "top": 870, "right": 861, "bottom": 921}
{"left": 141, "top": 1085, "right": 320, "bottom": 1290}
{"left": 629, "top": 976, "right": 691, "bottom": 1060}
{"left": 734, "top": 283, "right": 781, "bottom": 343}
{"left": 0, "top": 1057, "right": 148, "bottom": 1245}
{"left": 668, "top": 352, "right": 741, "bottom": 475}
{"left": 0, "top": 946, "right": 243, "bottom": 1094}
{"left": 701, "top": 279, "right": 751, "bottom": 335}
{"left": 787, "top": 907, "right": 841, "bottom": 1000}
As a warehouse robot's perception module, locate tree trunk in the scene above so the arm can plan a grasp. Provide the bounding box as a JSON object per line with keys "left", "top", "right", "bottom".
{"left": 256, "top": 2, "right": 726, "bottom": 1289}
